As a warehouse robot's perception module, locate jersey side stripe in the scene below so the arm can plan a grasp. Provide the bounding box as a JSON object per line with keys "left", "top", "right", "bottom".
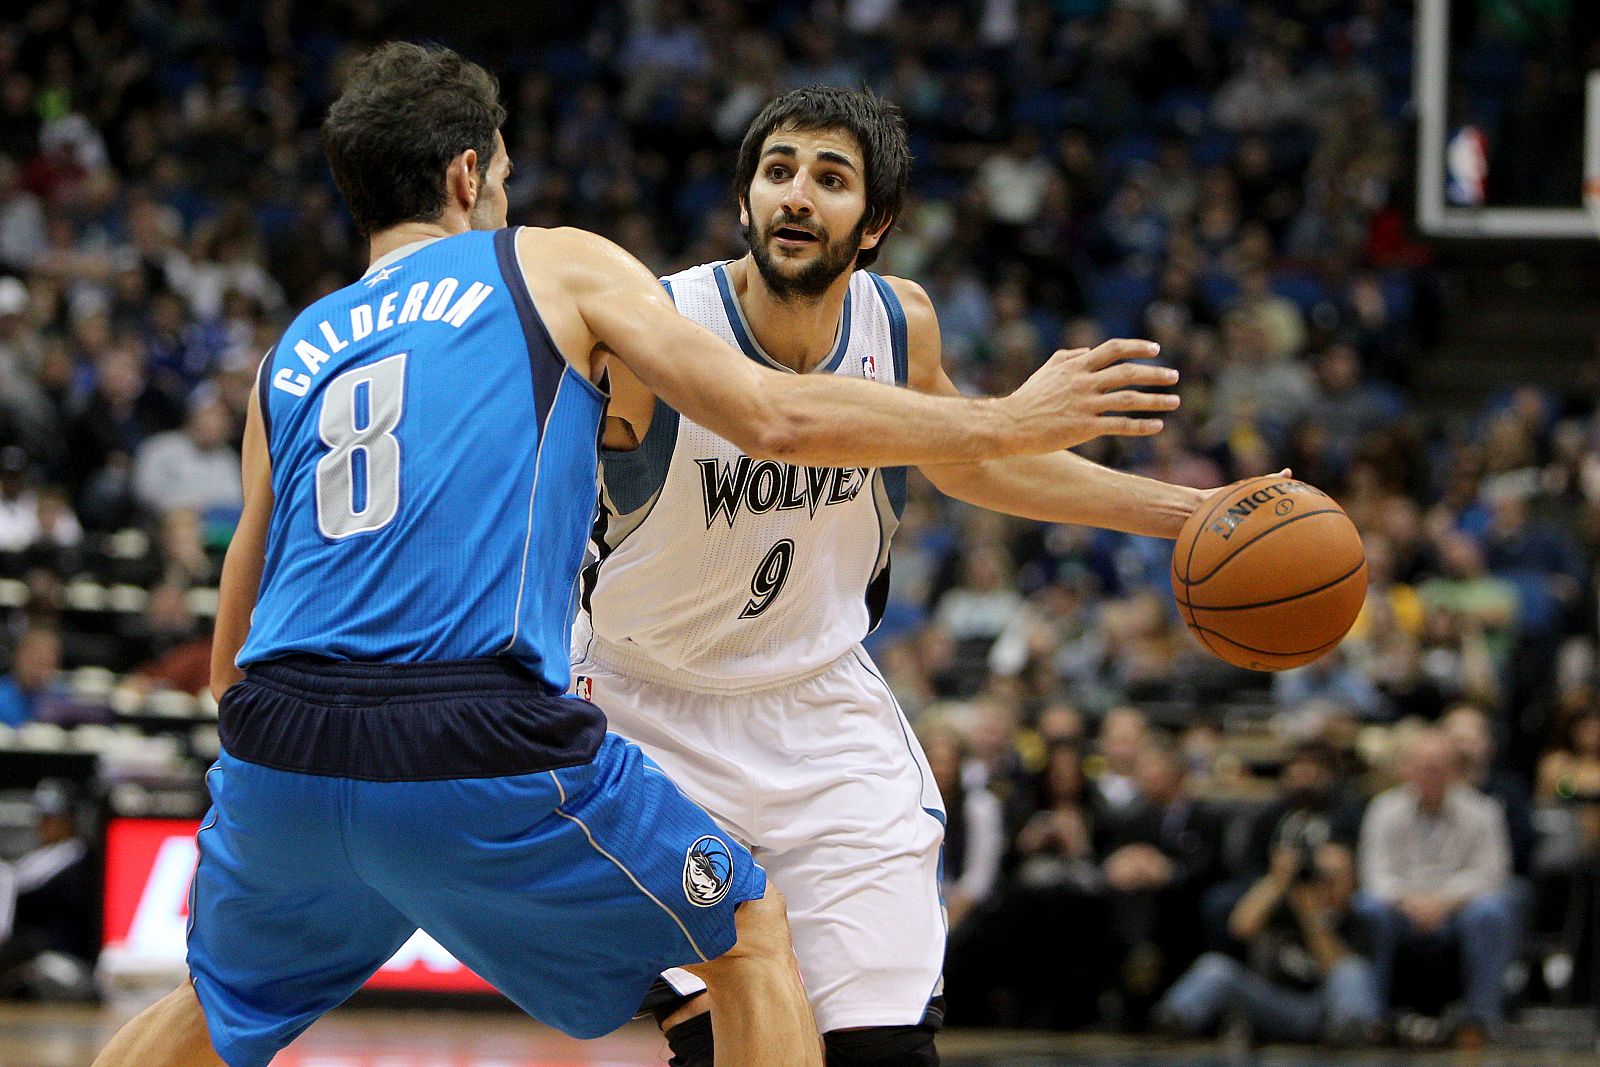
{"left": 492, "top": 226, "right": 566, "bottom": 445}
{"left": 255, "top": 345, "right": 277, "bottom": 442}
{"left": 868, "top": 273, "right": 909, "bottom": 386}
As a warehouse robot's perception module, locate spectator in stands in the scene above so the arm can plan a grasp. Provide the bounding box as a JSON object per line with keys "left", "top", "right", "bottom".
{"left": 1312, "top": 342, "right": 1402, "bottom": 471}
{"left": 1091, "top": 705, "right": 1148, "bottom": 814}
{"left": 1537, "top": 706, "right": 1600, "bottom": 855}
{"left": 1443, "top": 703, "right": 1536, "bottom": 877}
{"left": 1273, "top": 647, "right": 1388, "bottom": 721}
{"left": 1156, "top": 842, "right": 1382, "bottom": 1045}
{"left": 0, "top": 626, "right": 62, "bottom": 727}
{"left": 125, "top": 583, "right": 210, "bottom": 696}
{"left": 66, "top": 337, "right": 176, "bottom": 529}
{"left": 1204, "top": 740, "right": 1365, "bottom": 952}
{"left": 922, "top": 718, "right": 1004, "bottom": 932}
{"left": 1035, "top": 701, "right": 1087, "bottom": 751}
{"left": 1357, "top": 729, "right": 1515, "bottom": 1047}
{"left": 958, "top": 739, "right": 1113, "bottom": 1030}
{"left": 1212, "top": 47, "right": 1311, "bottom": 133}
{"left": 1100, "top": 737, "right": 1225, "bottom": 1009}
{"left": 151, "top": 507, "right": 219, "bottom": 589}
{"left": 1417, "top": 531, "right": 1516, "bottom": 698}
{"left": 130, "top": 391, "right": 241, "bottom": 519}
{"left": 0, "top": 278, "right": 61, "bottom": 469}
{"left": 0, "top": 447, "right": 80, "bottom": 571}
{"left": 1205, "top": 309, "right": 1317, "bottom": 449}
{"left": 931, "top": 542, "right": 1022, "bottom": 695}
{"left": 961, "top": 695, "right": 1036, "bottom": 829}
{"left": 0, "top": 779, "right": 97, "bottom": 1000}
{"left": 0, "top": 448, "right": 42, "bottom": 553}
{"left": 1014, "top": 742, "right": 1103, "bottom": 893}
{"left": 1235, "top": 268, "right": 1306, "bottom": 363}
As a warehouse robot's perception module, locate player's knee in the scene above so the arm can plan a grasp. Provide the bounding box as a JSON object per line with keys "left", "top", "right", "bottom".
{"left": 823, "top": 1025, "right": 939, "bottom": 1067}
{"left": 657, "top": 989, "right": 711, "bottom": 1032}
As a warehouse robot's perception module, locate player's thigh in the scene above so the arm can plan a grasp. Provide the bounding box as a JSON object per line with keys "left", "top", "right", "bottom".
{"left": 187, "top": 753, "right": 415, "bottom": 1067}
{"left": 360, "top": 733, "right": 766, "bottom": 1040}
{"left": 766, "top": 819, "right": 945, "bottom": 1032}
{"left": 759, "top": 653, "right": 947, "bottom": 1031}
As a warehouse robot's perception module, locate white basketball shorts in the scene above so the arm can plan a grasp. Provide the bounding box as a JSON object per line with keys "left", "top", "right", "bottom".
{"left": 570, "top": 642, "right": 947, "bottom": 1033}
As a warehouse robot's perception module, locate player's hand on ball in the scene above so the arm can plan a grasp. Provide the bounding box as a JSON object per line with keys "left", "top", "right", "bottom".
{"left": 1003, "top": 339, "right": 1179, "bottom": 452}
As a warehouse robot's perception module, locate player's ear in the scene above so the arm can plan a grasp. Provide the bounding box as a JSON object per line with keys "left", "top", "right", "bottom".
{"left": 449, "top": 148, "right": 480, "bottom": 213}
{"left": 857, "top": 211, "right": 893, "bottom": 252}
{"left": 738, "top": 195, "right": 750, "bottom": 229}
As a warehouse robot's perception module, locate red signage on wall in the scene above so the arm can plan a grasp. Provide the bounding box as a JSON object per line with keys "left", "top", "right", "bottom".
{"left": 102, "top": 818, "right": 497, "bottom": 993}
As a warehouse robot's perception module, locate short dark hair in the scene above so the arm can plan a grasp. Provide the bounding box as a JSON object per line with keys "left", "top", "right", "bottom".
{"left": 322, "top": 42, "right": 505, "bottom": 235}
{"left": 732, "top": 86, "right": 910, "bottom": 270}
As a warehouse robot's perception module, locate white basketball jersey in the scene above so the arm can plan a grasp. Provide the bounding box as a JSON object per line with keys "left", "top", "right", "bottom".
{"left": 576, "top": 261, "right": 909, "bottom": 692}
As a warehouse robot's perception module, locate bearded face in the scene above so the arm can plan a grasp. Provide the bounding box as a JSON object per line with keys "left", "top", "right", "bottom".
{"left": 745, "top": 209, "right": 869, "bottom": 303}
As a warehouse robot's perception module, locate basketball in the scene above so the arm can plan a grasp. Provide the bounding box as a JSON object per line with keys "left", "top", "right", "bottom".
{"left": 1171, "top": 476, "right": 1367, "bottom": 672}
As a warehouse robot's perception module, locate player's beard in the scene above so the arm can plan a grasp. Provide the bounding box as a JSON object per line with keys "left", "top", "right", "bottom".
{"left": 746, "top": 212, "right": 867, "bottom": 304}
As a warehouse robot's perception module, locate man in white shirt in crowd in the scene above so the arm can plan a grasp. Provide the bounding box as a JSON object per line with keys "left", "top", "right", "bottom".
{"left": 1356, "top": 728, "right": 1514, "bottom": 1047}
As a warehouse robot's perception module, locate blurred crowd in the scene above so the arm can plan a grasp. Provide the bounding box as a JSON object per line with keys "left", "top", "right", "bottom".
{"left": 0, "top": 0, "right": 1596, "bottom": 1046}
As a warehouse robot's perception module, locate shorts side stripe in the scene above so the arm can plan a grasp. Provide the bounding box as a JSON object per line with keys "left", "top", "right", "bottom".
{"left": 849, "top": 650, "right": 946, "bottom": 829}
{"left": 547, "top": 771, "right": 711, "bottom": 962}
{"left": 850, "top": 648, "right": 950, "bottom": 915}
{"left": 187, "top": 765, "right": 221, "bottom": 941}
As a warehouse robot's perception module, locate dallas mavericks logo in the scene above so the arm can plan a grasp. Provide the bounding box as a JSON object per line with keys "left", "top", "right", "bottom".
{"left": 861, "top": 352, "right": 876, "bottom": 379}
{"left": 683, "top": 835, "right": 733, "bottom": 908}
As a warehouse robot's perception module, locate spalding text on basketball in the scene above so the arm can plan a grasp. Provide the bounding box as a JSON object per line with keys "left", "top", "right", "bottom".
{"left": 1208, "top": 480, "right": 1328, "bottom": 541}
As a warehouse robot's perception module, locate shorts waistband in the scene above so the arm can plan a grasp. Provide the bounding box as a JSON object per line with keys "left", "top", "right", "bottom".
{"left": 222, "top": 656, "right": 606, "bottom": 781}
{"left": 246, "top": 654, "right": 555, "bottom": 702}
{"left": 577, "top": 632, "right": 849, "bottom": 696}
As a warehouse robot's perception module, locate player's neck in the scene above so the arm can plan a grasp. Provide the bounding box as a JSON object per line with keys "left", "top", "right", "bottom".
{"left": 367, "top": 220, "right": 462, "bottom": 270}
{"left": 728, "top": 256, "right": 851, "bottom": 374}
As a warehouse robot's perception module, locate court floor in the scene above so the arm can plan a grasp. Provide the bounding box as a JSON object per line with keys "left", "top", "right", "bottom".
{"left": 6, "top": 1000, "right": 1599, "bottom": 1067}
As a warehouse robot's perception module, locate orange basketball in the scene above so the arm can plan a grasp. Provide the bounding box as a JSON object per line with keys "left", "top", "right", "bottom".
{"left": 1170, "top": 476, "right": 1367, "bottom": 672}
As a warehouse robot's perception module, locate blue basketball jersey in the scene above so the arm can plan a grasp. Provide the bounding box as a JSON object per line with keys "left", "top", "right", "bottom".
{"left": 239, "top": 228, "right": 603, "bottom": 690}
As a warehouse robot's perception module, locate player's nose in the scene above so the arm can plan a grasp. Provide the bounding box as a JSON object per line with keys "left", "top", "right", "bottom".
{"left": 780, "top": 173, "right": 815, "bottom": 216}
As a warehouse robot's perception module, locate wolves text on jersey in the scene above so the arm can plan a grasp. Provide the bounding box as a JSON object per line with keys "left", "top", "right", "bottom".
{"left": 697, "top": 456, "right": 869, "bottom": 529}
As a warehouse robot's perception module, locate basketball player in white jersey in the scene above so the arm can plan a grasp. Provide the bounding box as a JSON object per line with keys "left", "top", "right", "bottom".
{"left": 572, "top": 87, "right": 1210, "bottom": 1067}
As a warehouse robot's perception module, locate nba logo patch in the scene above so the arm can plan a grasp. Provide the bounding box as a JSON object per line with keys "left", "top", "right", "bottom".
{"left": 574, "top": 675, "right": 593, "bottom": 701}
{"left": 683, "top": 834, "right": 733, "bottom": 908}
{"left": 861, "top": 353, "right": 876, "bottom": 379}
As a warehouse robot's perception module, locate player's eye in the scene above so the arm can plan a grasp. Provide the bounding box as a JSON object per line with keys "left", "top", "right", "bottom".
{"left": 821, "top": 174, "right": 845, "bottom": 189}
{"left": 767, "top": 166, "right": 790, "bottom": 181}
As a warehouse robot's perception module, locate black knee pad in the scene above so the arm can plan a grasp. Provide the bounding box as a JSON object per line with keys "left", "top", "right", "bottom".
{"left": 663, "top": 1009, "right": 714, "bottom": 1067}
{"left": 823, "top": 1024, "right": 939, "bottom": 1067}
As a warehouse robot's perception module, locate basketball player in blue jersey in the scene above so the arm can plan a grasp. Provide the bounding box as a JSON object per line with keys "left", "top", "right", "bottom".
{"left": 91, "top": 48, "right": 1182, "bottom": 1067}
{"left": 574, "top": 87, "right": 1218, "bottom": 1067}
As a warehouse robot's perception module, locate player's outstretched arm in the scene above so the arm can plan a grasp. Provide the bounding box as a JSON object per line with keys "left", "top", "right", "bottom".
{"left": 893, "top": 277, "right": 1208, "bottom": 539}
{"left": 520, "top": 228, "right": 1179, "bottom": 469}
{"left": 209, "top": 370, "right": 274, "bottom": 701}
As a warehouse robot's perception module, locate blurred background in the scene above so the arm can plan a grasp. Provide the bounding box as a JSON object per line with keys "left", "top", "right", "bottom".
{"left": 1, "top": 0, "right": 1600, "bottom": 1061}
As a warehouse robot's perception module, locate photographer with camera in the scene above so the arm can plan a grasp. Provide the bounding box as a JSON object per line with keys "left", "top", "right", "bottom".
{"left": 1153, "top": 841, "right": 1383, "bottom": 1045}
{"left": 1201, "top": 739, "right": 1364, "bottom": 954}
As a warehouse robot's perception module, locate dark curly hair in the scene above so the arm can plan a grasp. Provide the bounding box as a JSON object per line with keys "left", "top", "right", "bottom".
{"left": 732, "top": 85, "right": 911, "bottom": 270}
{"left": 322, "top": 42, "right": 506, "bottom": 235}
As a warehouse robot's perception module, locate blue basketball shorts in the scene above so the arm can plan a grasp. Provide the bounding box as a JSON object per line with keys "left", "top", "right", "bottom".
{"left": 186, "top": 657, "right": 764, "bottom": 1067}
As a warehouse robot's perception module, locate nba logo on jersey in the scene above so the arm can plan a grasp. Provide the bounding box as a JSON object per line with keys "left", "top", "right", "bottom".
{"left": 861, "top": 353, "right": 876, "bottom": 379}
{"left": 574, "top": 675, "right": 593, "bottom": 701}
